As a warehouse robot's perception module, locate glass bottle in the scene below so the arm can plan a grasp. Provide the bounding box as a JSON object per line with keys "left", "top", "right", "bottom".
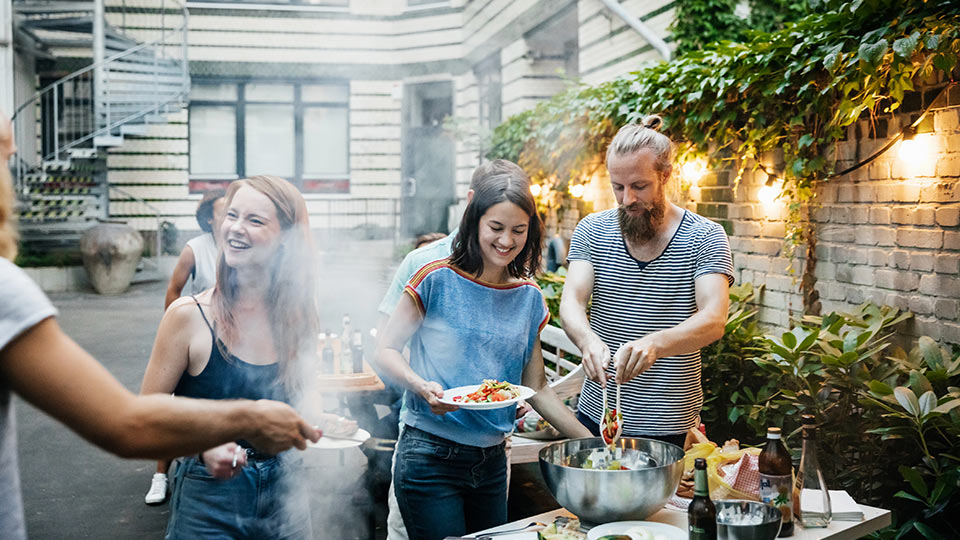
{"left": 794, "top": 414, "right": 831, "bottom": 528}
{"left": 351, "top": 330, "right": 364, "bottom": 373}
{"left": 688, "top": 457, "right": 717, "bottom": 540}
{"left": 759, "top": 426, "right": 794, "bottom": 537}
{"left": 320, "top": 330, "right": 335, "bottom": 374}
{"left": 339, "top": 314, "right": 352, "bottom": 372}
{"left": 329, "top": 332, "right": 341, "bottom": 373}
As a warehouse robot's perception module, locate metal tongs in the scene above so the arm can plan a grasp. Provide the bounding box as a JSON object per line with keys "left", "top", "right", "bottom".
{"left": 600, "top": 367, "right": 623, "bottom": 451}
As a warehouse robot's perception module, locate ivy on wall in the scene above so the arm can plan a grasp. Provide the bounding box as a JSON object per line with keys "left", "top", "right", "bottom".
{"left": 670, "top": 0, "right": 809, "bottom": 56}
{"left": 487, "top": 0, "right": 959, "bottom": 232}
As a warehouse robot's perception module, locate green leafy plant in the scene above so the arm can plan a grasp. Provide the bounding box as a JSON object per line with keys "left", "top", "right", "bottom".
{"left": 535, "top": 267, "right": 567, "bottom": 329}
{"left": 862, "top": 338, "right": 960, "bottom": 539}
{"left": 488, "top": 0, "right": 960, "bottom": 251}
{"left": 699, "top": 282, "right": 767, "bottom": 439}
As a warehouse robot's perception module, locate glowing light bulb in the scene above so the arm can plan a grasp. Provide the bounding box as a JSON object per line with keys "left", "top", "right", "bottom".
{"left": 569, "top": 183, "right": 585, "bottom": 198}
{"left": 529, "top": 184, "right": 542, "bottom": 196}
{"left": 898, "top": 138, "right": 920, "bottom": 161}
{"left": 758, "top": 180, "right": 778, "bottom": 205}
{"left": 682, "top": 160, "right": 705, "bottom": 182}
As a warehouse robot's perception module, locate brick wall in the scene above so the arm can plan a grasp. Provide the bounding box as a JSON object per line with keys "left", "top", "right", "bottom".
{"left": 687, "top": 84, "right": 960, "bottom": 343}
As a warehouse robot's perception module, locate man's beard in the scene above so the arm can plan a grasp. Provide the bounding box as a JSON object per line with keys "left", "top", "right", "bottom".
{"left": 618, "top": 196, "right": 666, "bottom": 243}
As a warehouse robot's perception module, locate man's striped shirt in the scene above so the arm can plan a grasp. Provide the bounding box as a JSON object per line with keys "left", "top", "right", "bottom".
{"left": 568, "top": 208, "right": 734, "bottom": 435}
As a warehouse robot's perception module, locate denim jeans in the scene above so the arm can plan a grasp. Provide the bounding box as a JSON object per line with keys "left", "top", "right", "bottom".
{"left": 394, "top": 426, "right": 507, "bottom": 540}
{"left": 576, "top": 410, "right": 687, "bottom": 449}
{"left": 165, "top": 453, "right": 311, "bottom": 540}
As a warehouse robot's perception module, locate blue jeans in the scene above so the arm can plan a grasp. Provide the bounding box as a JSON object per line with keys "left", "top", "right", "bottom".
{"left": 577, "top": 410, "right": 687, "bottom": 449}
{"left": 394, "top": 426, "right": 507, "bottom": 540}
{"left": 165, "top": 453, "right": 311, "bottom": 540}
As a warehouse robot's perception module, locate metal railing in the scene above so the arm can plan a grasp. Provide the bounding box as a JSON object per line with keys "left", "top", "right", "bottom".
{"left": 11, "top": 0, "right": 189, "bottom": 190}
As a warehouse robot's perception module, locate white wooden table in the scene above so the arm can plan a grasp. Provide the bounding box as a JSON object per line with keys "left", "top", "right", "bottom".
{"left": 472, "top": 504, "right": 891, "bottom": 539}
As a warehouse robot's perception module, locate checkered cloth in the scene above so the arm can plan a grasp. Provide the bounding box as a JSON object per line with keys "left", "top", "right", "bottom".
{"left": 667, "top": 451, "right": 762, "bottom": 511}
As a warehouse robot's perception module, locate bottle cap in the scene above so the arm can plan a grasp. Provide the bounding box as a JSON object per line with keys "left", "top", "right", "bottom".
{"left": 767, "top": 427, "right": 782, "bottom": 439}
{"left": 801, "top": 413, "right": 816, "bottom": 425}
{"left": 694, "top": 457, "right": 707, "bottom": 469}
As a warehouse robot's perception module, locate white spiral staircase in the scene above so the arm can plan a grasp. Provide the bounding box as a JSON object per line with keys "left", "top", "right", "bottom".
{"left": 10, "top": 0, "right": 188, "bottom": 257}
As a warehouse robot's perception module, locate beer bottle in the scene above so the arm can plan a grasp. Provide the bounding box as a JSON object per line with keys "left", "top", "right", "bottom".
{"left": 759, "top": 426, "right": 794, "bottom": 537}
{"left": 351, "top": 330, "right": 364, "bottom": 373}
{"left": 320, "top": 330, "right": 335, "bottom": 374}
{"left": 794, "top": 414, "right": 831, "bottom": 528}
{"left": 688, "top": 457, "right": 717, "bottom": 540}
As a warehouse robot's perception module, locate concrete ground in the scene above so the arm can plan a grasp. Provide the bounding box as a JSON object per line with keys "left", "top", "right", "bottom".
{"left": 15, "top": 239, "right": 557, "bottom": 539}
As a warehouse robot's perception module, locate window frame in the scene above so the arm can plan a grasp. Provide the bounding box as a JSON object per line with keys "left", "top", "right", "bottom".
{"left": 188, "top": 78, "right": 350, "bottom": 194}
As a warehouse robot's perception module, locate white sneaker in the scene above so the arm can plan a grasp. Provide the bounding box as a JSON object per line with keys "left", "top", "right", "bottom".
{"left": 144, "top": 473, "right": 168, "bottom": 505}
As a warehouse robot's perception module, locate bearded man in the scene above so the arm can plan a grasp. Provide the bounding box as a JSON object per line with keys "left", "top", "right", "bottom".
{"left": 559, "top": 116, "right": 734, "bottom": 447}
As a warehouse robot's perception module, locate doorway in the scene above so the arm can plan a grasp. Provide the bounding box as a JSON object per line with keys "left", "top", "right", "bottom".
{"left": 401, "top": 81, "right": 455, "bottom": 236}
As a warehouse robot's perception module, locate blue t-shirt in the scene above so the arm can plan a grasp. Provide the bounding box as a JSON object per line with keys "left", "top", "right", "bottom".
{"left": 400, "top": 260, "right": 549, "bottom": 448}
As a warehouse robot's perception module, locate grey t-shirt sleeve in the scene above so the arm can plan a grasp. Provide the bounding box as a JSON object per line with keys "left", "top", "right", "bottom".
{"left": 0, "top": 258, "right": 58, "bottom": 352}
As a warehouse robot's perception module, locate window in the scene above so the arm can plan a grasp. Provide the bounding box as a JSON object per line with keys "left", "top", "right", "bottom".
{"left": 198, "top": 0, "right": 348, "bottom": 5}
{"left": 189, "top": 80, "right": 350, "bottom": 194}
{"left": 475, "top": 53, "right": 502, "bottom": 132}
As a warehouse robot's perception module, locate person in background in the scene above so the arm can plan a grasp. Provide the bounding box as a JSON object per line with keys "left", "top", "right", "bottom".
{"left": 374, "top": 159, "right": 528, "bottom": 540}
{"left": 144, "top": 189, "right": 228, "bottom": 506}
{"left": 0, "top": 115, "right": 320, "bottom": 540}
{"left": 378, "top": 162, "right": 591, "bottom": 540}
{"left": 140, "top": 175, "right": 331, "bottom": 539}
{"left": 559, "top": 115, "right": 733, "bottom": 448}
{"left": 163, "top": 189, "right": 227, "bottom": 309}
{"left": 414, "top": 232, "right": 446, "bottom": 250}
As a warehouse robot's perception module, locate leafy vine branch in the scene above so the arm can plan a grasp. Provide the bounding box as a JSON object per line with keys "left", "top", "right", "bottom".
{"left": 486, "top": 0, "right": 959, "bottom": 238}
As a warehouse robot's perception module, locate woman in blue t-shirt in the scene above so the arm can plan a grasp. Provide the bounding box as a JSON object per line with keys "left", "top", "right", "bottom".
{"left": 377, "top": 162, "right": 591, "bottom": 540}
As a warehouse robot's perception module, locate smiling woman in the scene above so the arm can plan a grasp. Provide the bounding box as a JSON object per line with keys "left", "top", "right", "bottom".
{"left": 139, "top": 174, "right": 325, "bottom": 539}
{"left": 376, "top": 161, "right": 592, "bottom": 540}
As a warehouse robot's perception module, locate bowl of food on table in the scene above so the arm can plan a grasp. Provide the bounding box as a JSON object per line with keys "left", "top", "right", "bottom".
{"left": 539, "top": 437, "right": 684, "bottom": 525}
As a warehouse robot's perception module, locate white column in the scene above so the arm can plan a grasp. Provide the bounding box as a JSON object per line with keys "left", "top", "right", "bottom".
{"left": 0, "top": 0, "right": 14, "bottom": 115}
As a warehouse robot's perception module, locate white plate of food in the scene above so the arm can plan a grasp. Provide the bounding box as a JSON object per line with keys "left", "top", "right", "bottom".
{"left": 438, "top": 379, "right": 535, "bottom": 410}
{"left": 586, "top": 521, "right": 685, "bottom": 540}
{"left": 307, "top": 427, "right": 371, "bottom": 450}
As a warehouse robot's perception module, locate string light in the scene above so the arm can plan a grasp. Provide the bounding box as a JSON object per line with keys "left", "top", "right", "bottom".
{"left": 758, "top": 177, "right": 779, "bottom": 204}
{"left": 568, "top": 183, "right": 585, "bottom": 198}
{"left": 682, "top": 159, "right": 706, "bottom": 182}
{"left": 898, "top": 125, "right": 918, "bottom": 161}
{"left": 529, "top": 183, "right": 542, "bottom": 196}
{"left": 750, "top": 82, "right": 953, "bottom": 187}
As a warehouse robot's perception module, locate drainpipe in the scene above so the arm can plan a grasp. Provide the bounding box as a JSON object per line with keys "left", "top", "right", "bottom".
{"left": 93, "top": 0, "right": 104, "bottom": 130}
{"left": 598, "top": 0, "right": 672, "bottom": 62}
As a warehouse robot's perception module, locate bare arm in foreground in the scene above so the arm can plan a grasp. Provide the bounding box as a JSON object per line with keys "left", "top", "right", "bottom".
{"left": 0, "top": 317, "right": 320, "bottom": 459}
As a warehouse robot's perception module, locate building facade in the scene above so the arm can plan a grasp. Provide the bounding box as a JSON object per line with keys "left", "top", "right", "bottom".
{"left": 7, "top": 0, "right": 677, "bottom": 239}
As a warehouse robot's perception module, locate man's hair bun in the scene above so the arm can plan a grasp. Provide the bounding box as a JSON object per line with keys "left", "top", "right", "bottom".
{"left": 642, "top": 114, "right": 663, "bottom": 131}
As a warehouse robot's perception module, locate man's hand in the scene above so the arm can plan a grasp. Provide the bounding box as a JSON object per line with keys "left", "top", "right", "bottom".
{"left": 581, "top": 334, "right": 612, "bottom": 386}
{"left": 245, "top": 400, "right": 321, "bottom": 454}
{"left": 418, "top": 380, "right": 459, "bottom": 415}
{"left": 614, "top": 335, "right": 662, "bottom": 383}
{"left": 201, "top": 442, "right": 248, "bottom": 479}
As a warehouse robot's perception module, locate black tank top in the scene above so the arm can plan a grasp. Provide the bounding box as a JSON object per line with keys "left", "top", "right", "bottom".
{"left": 173, "top": 297, "right": 284, "bottom": 404}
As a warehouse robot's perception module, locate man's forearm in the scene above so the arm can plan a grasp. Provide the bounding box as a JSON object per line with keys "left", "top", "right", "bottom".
{"left": 559, "top": 298, "right": 596, "bottom": 351}
{"left": 647, "top": 310, "right": 725, "bottom": 359}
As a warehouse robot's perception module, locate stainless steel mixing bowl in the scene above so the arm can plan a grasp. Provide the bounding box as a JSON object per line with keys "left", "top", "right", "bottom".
{"left": 538, "top": 437, "right": 684, "bottom": 525}
{"left": 716, "top": 500, "right": 783, "bottom": 540}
